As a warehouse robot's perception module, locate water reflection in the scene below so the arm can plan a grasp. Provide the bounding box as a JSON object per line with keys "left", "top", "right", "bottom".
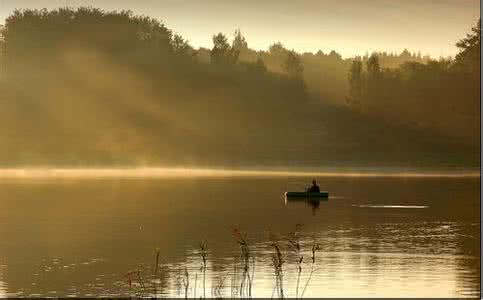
{"left": 116, "top": 232, "right": 479, "bottom": 298}
{"left": 0, "top": 225, "right": 478, "bottom": 297}
{"left": 0, "top": 177, "right": 479, "bottom": 297}
{"left": 284, "top": 196, "right": 328, "bottom": 215}
{"left": 0, "top": 263, "right": 6, "bottom": 298}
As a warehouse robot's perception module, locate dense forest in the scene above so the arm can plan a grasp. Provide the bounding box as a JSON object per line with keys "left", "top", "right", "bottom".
{"left": 0, "top": 8, "right": 479, "bottom": 169}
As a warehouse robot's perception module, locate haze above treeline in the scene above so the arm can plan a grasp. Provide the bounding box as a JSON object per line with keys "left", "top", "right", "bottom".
{"left": 0, "top": 8, "right": 479, "bottom": 169}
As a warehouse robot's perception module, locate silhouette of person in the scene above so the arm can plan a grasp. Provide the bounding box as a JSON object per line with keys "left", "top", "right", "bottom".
{"left": 308, "top": 179, "right": 320, "bottom": 193}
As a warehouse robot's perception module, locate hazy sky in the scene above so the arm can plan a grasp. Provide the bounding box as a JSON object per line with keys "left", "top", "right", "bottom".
{"left": 0, "top": 0, "right": 479, "bottom": 58}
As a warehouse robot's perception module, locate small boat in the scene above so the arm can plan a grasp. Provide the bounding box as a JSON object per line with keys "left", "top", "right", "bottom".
{"left": 284, "top": 191, "right": 329, "bottom": 198}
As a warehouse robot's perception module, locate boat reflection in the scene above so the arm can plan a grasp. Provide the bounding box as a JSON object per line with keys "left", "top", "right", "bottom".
{"left": 284, "top": 195, "right": 328, "bottom": 215}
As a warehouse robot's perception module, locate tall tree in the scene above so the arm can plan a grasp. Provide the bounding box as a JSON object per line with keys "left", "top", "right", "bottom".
{"left": 171, "top": 34, "right": 191, "bottom": 56}
{"left": 455, "top": 18, "right": 480, "bottom": 75}
{"left": 269, "top": 42, "right": 286, "bottom": 55}
{"left": 232, "top": 29, "right": 248, "bottom": 51}
{"left": 366, "top": 53, "right": 381, "bottom": 76}
{"left": 347, "top": 58, "right": 363, "bottom": 107}
{"left": 231, "top": 29, "right": 248, "bottom": 64}
{"left": 364, "top": 53, "right": 381, "bottom": 108}
{"left": 0, "top": 25, "right": 4, "bottom": 76}
{"left": 211, "top": 32, "right": 237, "bottom": 64}
{"left": 284, "top": 50, "right": 304, "bottom": 79}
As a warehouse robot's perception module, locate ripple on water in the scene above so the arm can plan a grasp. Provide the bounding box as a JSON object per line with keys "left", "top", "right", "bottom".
{"left": 353, "top": 204, "right": 428, "bottom": 209}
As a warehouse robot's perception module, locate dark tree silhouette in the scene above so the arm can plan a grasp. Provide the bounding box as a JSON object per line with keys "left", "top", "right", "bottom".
{"left": 269, "top": 42, "right": 286, "bottom": 55}
{"left": 345, "top": 19, "right": 480, "bottom": 145}
{"left": 366, "top": 54, "right": 381, "bottom": 76}
{"left": 172, "top": 34, "right": 192, "bottom": 56}
{"left": 347, "top": 58, "right": 363, "bottom": 108}
{"left": 0, "top": 7, "right": 477, "bottom": 167}
{"left": 232, "top": 29, "right": 248, "bottom": 51}
{"left": 211, "top": 33, "right": 238, "bottom": 64}
{"left": 284, "top": 50, "right": 304, "bottom": 79}
{"left": 455, "top": 18, "right": 480, "bottom": 74}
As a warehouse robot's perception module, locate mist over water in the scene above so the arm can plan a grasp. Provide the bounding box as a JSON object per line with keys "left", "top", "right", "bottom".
{"left": 0, "top": 167, "right": 478, "bottom": 179}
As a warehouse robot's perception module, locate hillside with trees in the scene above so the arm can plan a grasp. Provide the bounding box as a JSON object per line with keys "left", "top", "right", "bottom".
{"left": 346, "top": 20, "right": 480, "bottom": 146}
{"left": 0, "top": 8, "right": 478, "bottom": 169}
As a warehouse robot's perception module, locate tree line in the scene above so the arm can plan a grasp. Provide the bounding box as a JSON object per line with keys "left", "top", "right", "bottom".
{"left": 346, "top": 19, "right": 480, "bottom": 145}
{"left": 0, "top": 7, "right": 478, "bottom": 167}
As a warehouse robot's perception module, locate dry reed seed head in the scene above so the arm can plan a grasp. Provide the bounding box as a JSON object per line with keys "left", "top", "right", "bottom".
{"left": 198, "top": 241, "right": 208, "bottom": 269}
{"left": 232, "top": 228, "right": 248, "bottom": 246}
{"left": 270, "top": 243, "right": 285, "bottom": 270}
{"left": 288, "top": 238, "right": 301, "bottom": 253}
{"left": 200, "top": 240, "right": 207, "bottom": 251}
{"left": 154, "top": 248, "right": 161, "bottom": 275}
{"left": 124, "top": 271, "right": 135, "bottom": 287}
{"left": 311, "top": 243, "right": 321, "bottom": 263}
{"left": 312, "top": 243, "right": 321, "bottom": 254}
{"left": 274, "top": 244, "right": 282, "bottom": 257}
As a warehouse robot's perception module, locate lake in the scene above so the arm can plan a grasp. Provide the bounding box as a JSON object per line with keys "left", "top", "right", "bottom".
{"left": 0, "top": 172, "right": 479, "bottom": 297}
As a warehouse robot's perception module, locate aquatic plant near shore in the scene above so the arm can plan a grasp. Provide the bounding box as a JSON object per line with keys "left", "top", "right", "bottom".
{"left": 122, "top": 226, "right": 320, "bottom": 298}
{"left": 199, "top": 240, "right": 208, "bottom": 298}
{"left": 123, "top": 247, "right": 164, "bottom": 297}
{"left": 182, "top": 267, "right": 190, "bottom": 298}
{"left": 270, "top": 239, "right": 285, "bottom": 299}
{"left": 232, "top": 228, "right": 255, "bottom": 298}
{"left": 153, "top": 248, "right": 160, "bottom": 295}
{"left": 301, "top": 241, "right": 320, "bottom": 298}
{"left": 287, "top": 224, "right": 304, "bottom": 299}
{"left": 212, "top": 272, "right": 229, "bottom": 298}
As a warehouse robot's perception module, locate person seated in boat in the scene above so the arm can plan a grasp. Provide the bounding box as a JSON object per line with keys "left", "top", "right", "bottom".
{"left": 307, "top": 179, "right": 320, "bottom": 193}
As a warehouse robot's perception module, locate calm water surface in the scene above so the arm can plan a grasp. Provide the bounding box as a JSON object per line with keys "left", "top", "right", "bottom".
{"left": 0, "top": 175, "right": 479, "bottom": 297}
